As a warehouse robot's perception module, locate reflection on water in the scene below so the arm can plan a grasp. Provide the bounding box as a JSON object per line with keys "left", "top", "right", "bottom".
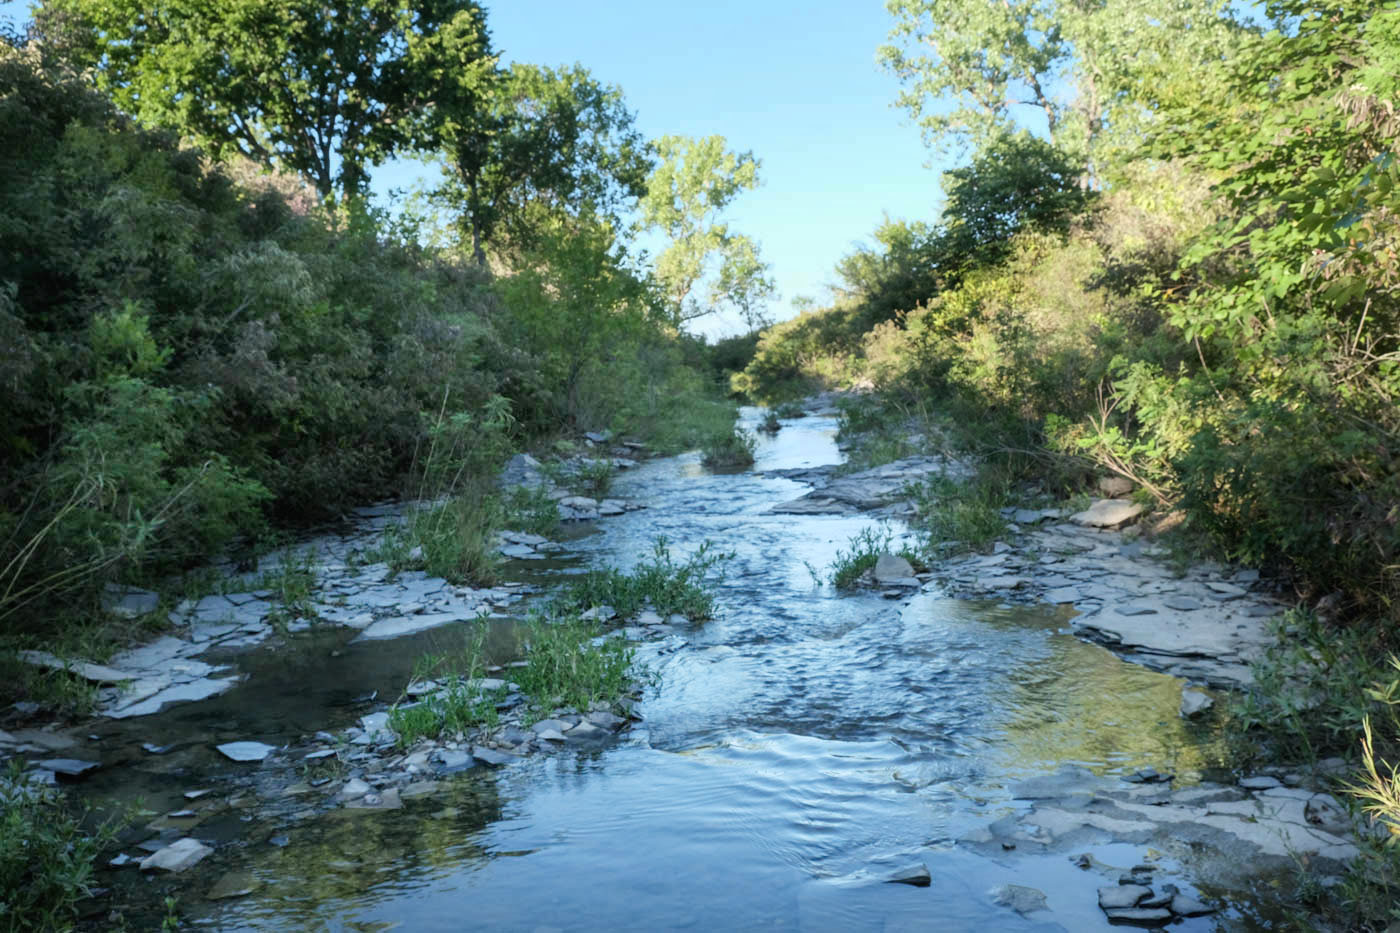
{"left": 95, "top": 409, "right": 1241, "bottom": 931}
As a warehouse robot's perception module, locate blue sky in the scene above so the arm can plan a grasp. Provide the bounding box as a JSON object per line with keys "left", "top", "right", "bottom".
{"left": 1, "top": 1, "right": 952, "bottom": 337}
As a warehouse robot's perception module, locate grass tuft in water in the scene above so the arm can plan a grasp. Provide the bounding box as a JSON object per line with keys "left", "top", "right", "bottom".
{"left": 906, "top": 474, "right": 1009, "bottom": 557}
{"left": 828, "top": 525, "right": 922, "bottom": 590}
{"left": 701, "top": 427, "right": 756, "bottom": 469}
{"left": 774, "top": 401, "right": 806, "bottom": 419}
{"left": 369, "top": 485, "right": 501, "bottom": 586}
{"left": 388, "top": 624, "right": 502, "bottom": 744}
{"left": 513, "top": 614, "right": 635, "bottom": 719}
{"left": 757, "top": 410, "right": 781, "bottom": 434}
{"left": 552, "top": 538, "right": 733, "bottom": 621}
{"left": 502, "top": 484, "right": 561, "bottom": 538}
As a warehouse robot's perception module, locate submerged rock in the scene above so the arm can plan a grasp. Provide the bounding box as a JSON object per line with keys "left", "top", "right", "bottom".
{"left": 140, "top": 837, "right": 213, "bottom": 873}
{"left": 885, "top": 863, "right": 931, "bottom": 887}
{"left": 990, "top": 884, "right": 1048, "bottom": 914}
{"left": 1180, "top": 688, "right": 1214, "bottom": 718}
{"left": 207, "top": 870, "right": 259, "bottom": 900}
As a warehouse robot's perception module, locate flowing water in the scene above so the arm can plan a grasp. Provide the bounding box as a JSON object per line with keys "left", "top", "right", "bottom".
{"left": 86, "top": 408, "right": 1251, "bottom": 931}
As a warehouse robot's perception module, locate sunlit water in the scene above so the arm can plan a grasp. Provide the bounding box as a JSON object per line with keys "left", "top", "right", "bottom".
{"left": 88, "top": 408, "right": 1244, "bottom": 931}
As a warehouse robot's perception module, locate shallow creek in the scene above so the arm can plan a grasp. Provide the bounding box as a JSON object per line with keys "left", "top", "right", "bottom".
{"left": 80, "top": 407, "right": 1284, "bottom": 931}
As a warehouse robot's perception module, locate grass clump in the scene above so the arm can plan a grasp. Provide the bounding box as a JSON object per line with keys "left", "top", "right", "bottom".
{"left": 553, "top": 538, "right": 732, "bottom": 621}
{"left": 388, "top": 625, "right": 503, "bottom": 744}
{"left": 372, "top": 488, "right": 501, "bottom": 586}
{"left": 828, "top": 525, "right": 922, "bottom": 590}
{"left": 758, "top": 410, "right": 781, "bottom": 434}
{"left": 774, "top": 401, "right": 806, "bottom": 419}
{"left": 502, "top": 484, "right": 561, "bottom": 538}
{"left": 542, "top": 457, "right": 615, "bottom": 499}
{"left": 0, "top": 763, "right": 124, "bottom": 931}
{"left": 907, "top": 473, "right": 1010, "bottom": 557}
{"left": 701, "top": 427, "right": 756, "bottom": 469}
{"left": 513, "top": 615, "right": 634, "bottom": 718}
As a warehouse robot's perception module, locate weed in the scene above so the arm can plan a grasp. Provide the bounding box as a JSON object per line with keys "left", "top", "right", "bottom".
{"left": 701, "top": 428, "right": 756, "bottom": 469}
{"left": 907, "top": 473, "right": 1009, "bottom": 557}
{"left": 502, "top": 485, "right": 561, "bottom": 538}
{"left": 0, "top": 762, "right": 125, "bottom": 930}
{"left": 774, "top": 401, "right": 806, "bottom": 419}
{"left": 252, "top": 547, "right": 319, "bottom": 628}
{"left": 370, "top": 487, "right": 501, "bottom": 586}
{"left": 541, "top": 458, "right": 615, "bottom": 498}
{"left": 828, "top": 525, "right": 919, "bottom": 589}
{"left": 513, "top": 614, "right": 634, "bottom": 718}
{"left": 758, "top": 410, "right": 781, "bottom": 434}
{"left": 161, "top": 896, "right": 180, "bottom": 931}
{"left": 552, "top": 538, "right": 733, "bottom": 621}
{"left": 388, "top": 625, "right": 501, "bottom": 744}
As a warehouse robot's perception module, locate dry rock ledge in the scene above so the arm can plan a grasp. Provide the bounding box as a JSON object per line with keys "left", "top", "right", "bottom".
{"left": 768, "top": 456, "right": 1283, "bottom": 689}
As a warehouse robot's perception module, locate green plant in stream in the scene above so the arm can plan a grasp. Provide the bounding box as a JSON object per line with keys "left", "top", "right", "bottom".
{"left": 774, "top": 401, "right": 806, "bottom": 419}
{"left": 0, "top": 762, "right": 125, "bottom": 931}
{"left": 758, "top": 410, "right": 781, "bottom": 434}
{"left": 253, "top": 547, "right": 319, "bottom": 628}
{"left": 829, "top": 525, "right": 914, "bottom": 590}
{"left": 907, "top": 473, "right": 1009, "bottom": 556}
{"left": 552, "top": 538, "right": 733, "bottom": 621}
{"left": 701, "top": 427, "right": 756, "bottom": 469}
{"left": 513, "top": 614, "right": 634, "bottom": 718}
{"left": 502, "top": 484, "right": 561, "bottom": 538}
{"left": 371, "top": 488, "right": 502, "bottom": 587}
{"left": 389, "top": 624, "right": 502, "bottom": 744}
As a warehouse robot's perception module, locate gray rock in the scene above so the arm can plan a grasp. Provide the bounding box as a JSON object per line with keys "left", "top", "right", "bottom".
{"left": 1098, "top": 885, "right": 1151, "bottom": 909}
{"left": 566, "top": 721, "right": 608, "bottom": 740}
{"left": 1170, "top": 894, "right": 1214, "bottom": 916}
{"left": 598, "top": 500, "right": 627, "bottom": 516}
{"left": 102, "top": 584, "right": 161, "bottom": 619}
{"left": 586, "top": 710, "right": 625, "bottom": 730}
{"left": 885, "top": 863, "right": 931, "bottom": 887}
{"left": 207, "top": 870, "right": 259, "bottom": 900}
{"left": 37, "top": 758, "right": 100, "bottom": 778}
{"left": 1162, "top": 595, "right": 1204, "bottom": 611}
{"left": 990, "top": 884, "right": 1047, "bottom": 914}
{"left": 1180, "top": 688, "right": 1214, "bottom": 718}
{"left": 1104, "top": 908, "right": 1172, "bottom": 923}
{"left": 1098, "top": 476, "right": 1135, "bottom": 498}
{"left": 532, "top": 718, "right": 575, "bottom": 734}
{"left": 140, "top": 838, "right": 213, "bottom": 873}
{"left": 1205, "top": 580, "right": 1248, "bottom": 599}
{"left": 338, "top": 778, "right": 371, "bottom": 800}
{"left": 536, "top": 728, "right": 567, "bottom": 742}
{"left": 472, "top": 746, "right": 518, "bottom": 766}
{"left": 1240, "top": 775, "right": 1282, "bottom": 790}
{"left": 873, "top": 554, "right": 916, "bottom": 583}
{"left": 17, "top": 650, "right": 131, "bottom": 684}
{"left": 216, "top": 741, "right": 277, "bottom": 762}
{"left": 1071, "top": 499, "right": 1146, "bottom": 530}
{"left": 437, "top": 750, "right": 474, "bottom": 773}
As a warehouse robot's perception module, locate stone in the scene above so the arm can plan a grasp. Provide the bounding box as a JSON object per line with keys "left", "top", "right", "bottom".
{"left": 586, "top": 710, "right": 625, "bottom": 730}
{"left": 531, "top": 718, "right": 574, "bottom": 734}
{"left": 102, "top": 584, "right": 161, "bottom": 619}
{"left": 598, "top": 500, "right": 627, "bottom": 516}
{"left": 885, "top": 864, "right": 931, "bottom": 887}
{"left": 1240, "top": 775, "right": 1282, "bottom": 790}
{"left": 437, "top": 750, "right": 474, "bottom": 773}
{"left": 353, "top": 611, "right": 466, "bottom": 642}
{"left": 1071, "top": 499, "right": 1146, "bottom": 529}
{"left": 579, "top": 605, "right": 617, "bottom": 622}
{"left": 1104, "top": 908, "right": 1172, "bottom": 923}
{"left": 37, "top": 758, "right": 100, "bottom": 779}
{"left": 1180, "top": 688, "right": 1214, "bottom": 718}
{"left": 1170, "top": 894, "right": 1214, "bottom": 916}
{"left": 216, "top": 741, "right": 277, "bottom": 762}
{"left": 338, "top": 778, "right": 371, "bottom": 800}
{"left": 1098, "top": 476, "right": 1135, "bottom": 498}
{"left": 565, "top": 721, "right": 608, "bottom": 740}
{"left": 1162, "top": 595, "right": 1204, "bottom": 611}
{"left": 207, "top": 871, "right": 259, "bottom": 900}
{"left": 1205, "top": 580, "right": 1248, "bottom": 599}
{"left": 471, "top": 746, "right": 518, "bottom": 766}
{"left": 990, "top": 884, "right": 1047, "bottom": 914}
{"left": 536, "top": 728, "right": 567, "bottom": 743}
{"left": 1098, "top": 885, "right": 1151, "bottom": 909}
{"left": 559, "top": 495, "right": 598, "bottom": 510}
{"left": 872, "top": 554, "right": 916, "bottom": 583}
{"left": 17, "top": 650, "right": 132, "bottom": 684}
{"left": 140, "top": 838, "right": 213, "bottom": 873}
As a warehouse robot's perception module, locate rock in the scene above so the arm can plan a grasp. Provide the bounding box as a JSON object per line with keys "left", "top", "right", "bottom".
{"left": 1240, "top": 775, "right": 1282, "bottom": 790}
{"left": 586, "top": 710, "right": 625, "bottom": 730}
{"left": 338, "top": 778, "right": 371, "bottom": 800}
{"left": 885, "top": 863, "right": 931, "bottom": 887}
{"left": 1098, "top": 476, "right": 1135, "bottom": 498}
{"left": 1071, "top": 499, "right": 1146, "bottom": 530}
{"left": 37, "top": 758, "right": 100, "bottom": 779}
{"left": 583, "top": 431, "right": 611, "bottom": 444}
{"left": 1162, "top": 595, "right": 1204, "bottom": 611}
{"left": 207, "top": 870, "right": 259, "bottom": 900}
{"left": 536, "top": 728, "right": 567, "bottom": 742}
{"left": 579, "top": 605, "right": 617, "bottom": 622}
{"left": 140, "top": 838, "right": 213, "bottom": 873}
{"left": 471, "top": 746, "right": 518, "bottom": 766}
{"left": 109, "top": 853, "right": 135, "bottom": 868}
{"left": 1306, "top": 794, "right": 1351, "bottom": 834}
{"left": 102, "top": 584, "right": 161, "bottom": 619}
{"left": 1098, "top": 885, "right": 1151, "bottom": 909}
{"left": 1104, "top": 907, "right": 1172, "bottom": 923}
{"left": 565, "top": 721, "right": 608, "bottom": 740}
{"left": 873, "top": 554, "right": 916, "bottom": 583}
{"left": 437, "top": 749, "right": 474, "bottom": 773}
{"left": 531, "top": 718, "right": 574, "bottom": 734}
{"left": 1180, "top": 688, "right": 1214, "bottom": 718}
{"left": 1170, "top": 894, "right": 1214, "bottom": 916}
{"left": 1205, "top": 580, "right": 1248, "bottom": 599}
{"left": 216, "top": 741, "right": 277, "bottom": 762}
{"left": 17, "top": 650, "right": 132, "bottom": 684}
{"left": 990, "top": 884, "right": 1047, "bottom": 914}
{"left": 598, "top": 500, "right": 627, "bottom": 516}
{"left": 559, "top": 495, "right": 598, "bottom": 510}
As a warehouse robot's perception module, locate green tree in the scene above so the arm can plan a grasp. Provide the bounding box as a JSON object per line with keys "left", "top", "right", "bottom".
{"left": 44, "top": 0, "right": 493, "bottom": 199}
{"left": 879, "top": 0, "right": 1245, "bottom": 176}
{"left": 431, "top": 63, "right": 651, "bottom": 265}
{"left": 641, "top": 134, "right": 775, "bottom": 328}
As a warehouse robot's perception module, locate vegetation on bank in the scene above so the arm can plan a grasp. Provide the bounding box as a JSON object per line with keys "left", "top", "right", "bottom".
{"left": 720, "top": 3, "right": 1400, "bottom": 926}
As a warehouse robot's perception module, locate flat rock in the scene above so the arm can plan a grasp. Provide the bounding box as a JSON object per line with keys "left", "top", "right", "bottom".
{"left": 990, "top": 884, "right": 1047, "bottom": 914}
{"left": 353, "top": 611, "right": 465, "bottom": 642}
{"left": 472, "top": 746, "right": 518, "bottom": 766}
{"left": 1170, "top": 894, "right": 1214, "bottom": 916}
{"left": 1098, "top": 476, "right": 1135, "bottom": 497}
{"left": 216, "top": 741, "right": 277, "bottom": 762}
{"left": 140, "top": 837, "right": 213, "bottom": 873}
{"left": 1071, "top": 499, "right": 1146, "bottom": 530}
{"left": 1104, "top": 907, "right": 1172, "bottom": 923}
{"left": 1099, "top": 885, "right": 1150, "bottom": 909}
{"left": 1180, "top": 688, "right": 1214, "bottom": 718}
{"left": 17, "top": 650, "right": 132, "bottom": 684}
{"left": 885, "top": 863, "right": 931, "bottom": 887}
{"left": 102, "top": 584, "right": 161, "bottom": 619}
{"left": 38, "top": 758, "right": 101, "bottom": 779}
{"left": 207, "top": 870, "right": 259, "bottom": 900}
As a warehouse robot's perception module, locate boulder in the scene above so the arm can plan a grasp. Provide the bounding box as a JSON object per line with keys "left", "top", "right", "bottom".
{"left": 1180, "top": 688, "right": 1214, "bottom": 718}
{"left": 1098, "top": 476, "right": 1135, "bottom": 498}
{"left": 140, "top": 838, "right": 213, "bottom": 873}
{"left": 1071, "top": 499, "right": 1146, "bottom": 530}
{"left": 885, "top": 863, "right": 931, "bottom": 887}
{"left": 873, "top": 554, "right": 916, "bottom": 583}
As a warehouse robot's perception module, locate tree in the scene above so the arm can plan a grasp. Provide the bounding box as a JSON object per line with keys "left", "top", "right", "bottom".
{"left": 641, "top": 134, "right": 775, "bottom": 327}
{"left": 431, "top": 63, "right": 652, "bottom": 265}
{"left": 44, "top": 0, "right": 493, "bottom": 200}
{"left": 879, "top": 0, "right": 1246, "bottom": 178}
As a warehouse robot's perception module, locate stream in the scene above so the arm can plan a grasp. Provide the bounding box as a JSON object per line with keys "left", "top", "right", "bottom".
{"left": 77, "top": 406, "right": 1286, "bottom": 932}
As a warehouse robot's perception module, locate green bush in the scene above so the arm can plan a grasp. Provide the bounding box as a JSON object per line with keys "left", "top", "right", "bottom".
{"left": 701, "top": 427, "right": 756, "bottom": 469}
{"left": 553, "top": 538, "right": 731, "bottom": 620}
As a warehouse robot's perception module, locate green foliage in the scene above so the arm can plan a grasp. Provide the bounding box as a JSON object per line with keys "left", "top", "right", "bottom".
{"left": 906, "top": 473, "right": 1010, "bottom": 557}
{"left": 0, "top": 762, "right": 123, "bottom": 932}
{"left": 512, "top": 614, "right": 634, "bottom": 719}
{"left": 553, "top": 538, "right": 732, "bottom": 621}
{"left": 49, "top": 0, "right": 495, "bottom": 199}
{"left": 828, "top": 525, "right": 921, "bottom": 590}
{"left": 388, "top": 625, "right": 500, "bottom": 743}
{"left": 701, "top": 427, "right": 756, "bottom": 470}
{"left": 502, "top": 485, "right": 561, "bottom": 538}
{"left": 375, "top": 490, "right": 501, "bottom": 587}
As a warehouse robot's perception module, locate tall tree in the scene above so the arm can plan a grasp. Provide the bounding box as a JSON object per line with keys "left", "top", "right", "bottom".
{"left": 430, "top": 63, "right": 651, "bottom": 265}
{"left": 44, "top": 0, "right": 493, "bottom": 200}
{"left": 641, "top": 134, "right": 775, "bottom": 328}
{"left": 879, "top": 0, "right": 1246, "bottom": 178}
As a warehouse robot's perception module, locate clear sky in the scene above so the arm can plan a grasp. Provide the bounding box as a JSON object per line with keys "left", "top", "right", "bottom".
{"left": 1, "top": 1, "right": 950, "bottom": 338}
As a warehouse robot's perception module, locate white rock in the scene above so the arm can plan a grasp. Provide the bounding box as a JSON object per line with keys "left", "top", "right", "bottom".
{"left": 1180, "top": 687, "right": 1214, "bottom": 718}
{"left": 140, "top": 838, "right": 213, "bottom": 873}
{"left": 873, "top": 554, "right": 915, "bottom": 583}
{"left": 1071, "top": 499, "right": 1146, "bottom": 529}
{"left": 216, "top": 741, "right": 277, "bottom": 762}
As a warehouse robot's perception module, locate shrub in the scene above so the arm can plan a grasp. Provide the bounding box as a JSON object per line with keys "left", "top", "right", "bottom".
{"left": 553, "top": 538, "right": 731, "bottom": 620}
{"left": 701, "top": 427, "right": 756, "bottom": 469}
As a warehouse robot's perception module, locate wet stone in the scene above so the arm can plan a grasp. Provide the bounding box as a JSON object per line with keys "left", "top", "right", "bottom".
{"left": 1170, "top": 894, "right": 1214, "bottom": 916}
{"left": 1240, "top": 775, "right": 1282, "bottom": 790}
{"left": 207, "top": 870, "right": 259, "bottom": 900}
{"left": 217, "top": 741, "right": 277, "bottom": 762}
{"left": 1099, "top": 885, "right": 1150, "bottom": 909}
{"left": 990, "top": 884, "right": 1047, "bottom": 914}
{"left": 885, "top": 863, "right": 931, "bottom": 887}
{"left": 38, "top": 758, "right": 101, "bottom": 779}
{"left": 140, "top": 837, "right": 213, "bottom": 873}
{"left": 1104, "top": 907, "right": 1173, "bottom": 923}
{"left": 471, "top": 746, "right": 517, "bottom": 767}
